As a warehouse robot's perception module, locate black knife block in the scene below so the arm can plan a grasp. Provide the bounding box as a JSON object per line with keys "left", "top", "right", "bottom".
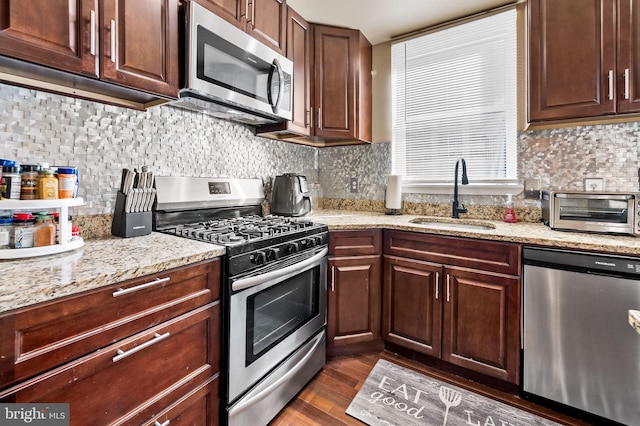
{"left": 111, "top": 191, "right": 152, "bottom": 238}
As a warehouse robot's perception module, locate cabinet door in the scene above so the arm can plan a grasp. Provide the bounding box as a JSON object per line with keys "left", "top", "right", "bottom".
{"left": 246, "top": 0, "right": 286, "bottom": 54}
{"left": 285, "top": 6, "right": 312, "bottom": 136}
{"left": 0, "top": 0, "right": 99, "bottom": 77}
{"left": 194, "top": 0, "right": 243, "bottom": 28}
{"left": 327, "top": 255, "right": 382, "bottom": 356}
{"left": 617, "top": 0, "right": 640, "bottom": 113}
{"left": 528, "top": 0, "right": 616, "bottom": 121}
{"left": 314, "top": 25, "right": 357, "bottom": 139}
{"left": 101, "top": 0, "right": 179, "bottom": 98}
{"left": 442, "top": 267, "right": 520, "bottom": 384}
{"left": 382, "top": 256, "right": 442, "bottom": 358}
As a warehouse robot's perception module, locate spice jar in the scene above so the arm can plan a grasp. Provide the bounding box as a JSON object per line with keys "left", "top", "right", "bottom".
{"left": 20, "top": 164, "right": 41, "bottom": 200}
{"left": 2, "top": 164, "right": 21, "bottom": 200}
{"left": 13, "top": 212, "right": 35, "bottom": 248}
{"left": 34, "top": 214, "right": 55, "bottom": 247}
{"left": 37, "top": 169, "right": 58, "bottom": 199}
{"left": 57, "top": 167, "right": 77, "bottom": 199}
{"left": 0, "top": 217, "right": 13, "bottom": 249}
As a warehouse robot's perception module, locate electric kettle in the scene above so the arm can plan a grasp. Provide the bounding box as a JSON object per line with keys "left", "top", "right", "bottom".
{"left": 271, "top": 174, "right": 312, "bottom": 216}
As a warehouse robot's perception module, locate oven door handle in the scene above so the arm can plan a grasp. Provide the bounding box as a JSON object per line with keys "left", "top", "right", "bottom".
{"left": 232, "top": 247, "right": 328, "bottom": 292}
{"left": 229, "top": 331, "right": 324, "bottom": 416}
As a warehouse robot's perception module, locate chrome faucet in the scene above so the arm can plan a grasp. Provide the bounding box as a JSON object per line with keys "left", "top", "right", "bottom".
{"left": 452, "top": 158, "right": 469, "bottom": 218}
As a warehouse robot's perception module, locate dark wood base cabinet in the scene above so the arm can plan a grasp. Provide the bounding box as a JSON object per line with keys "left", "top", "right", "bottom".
{"left": 383, "top": 231, "right": 521, "bottom": 385}
{"left": 327, "top": 230, "right": 383, "bottom": 357}
{"left": 0, "top": 259, "right": 221, "bottom": 425}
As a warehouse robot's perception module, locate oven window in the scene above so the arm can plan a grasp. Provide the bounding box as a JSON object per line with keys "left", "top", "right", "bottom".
{"left": 197, "top": 25, "right": 272, "bottom": 103}
{"left": 246, "top": 266, "right": 320, "bottom": 365}
{"left": 558, "top": 197, "right": 629, "bottom": 223}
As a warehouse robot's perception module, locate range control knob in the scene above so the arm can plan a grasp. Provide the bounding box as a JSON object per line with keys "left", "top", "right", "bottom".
{"left": 251, "top": 250, "right": 266, "bottom": 265}
{"left": 265, "top": 248, "right": 280, "bottom": 261}
{"left": 306, "top": 238, "right": 316, "bottom": 248}
{"left": 287, "top": 242, "right": 299, "bottom": 254}
{"left": 314, "top": 236, "right": 324, "bottom": 246}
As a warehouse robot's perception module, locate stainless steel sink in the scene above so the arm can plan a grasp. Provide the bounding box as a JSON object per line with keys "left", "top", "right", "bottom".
{"left": 409, "top": 219, "right": 496, "bottom": 231}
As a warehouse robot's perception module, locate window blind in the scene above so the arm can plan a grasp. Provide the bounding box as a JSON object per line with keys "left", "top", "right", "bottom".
{"left": 391, "top": 8, "right": 517, "bottom": 185}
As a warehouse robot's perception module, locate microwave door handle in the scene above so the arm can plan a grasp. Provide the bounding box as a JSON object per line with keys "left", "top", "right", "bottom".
{"left": 269, "top": 58, "right": 284, "bottom": 113}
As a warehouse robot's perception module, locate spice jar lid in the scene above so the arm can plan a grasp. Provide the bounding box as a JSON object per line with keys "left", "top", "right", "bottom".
{"left": 0, "top": 160, "right": 16, "bottom": 167}
{"left": 36, "top": 215, "right": 54, "bottom": 221}
{"left": 13, "top": 212, "right": 33, "bottom": 220}
{"left": 38, "top": 169, "right": 55, "bottom": 176}
{"left": 21, "top": 164, "right": 41, "bottom": 173}
{"left": 56, "top": 167, "right": 78, "bottom": 174}
{"left": 0, "top": 217, "right": 14, "bottom": 225}
{"left": 2, "top": 165, "right": 21, "bottom": 174}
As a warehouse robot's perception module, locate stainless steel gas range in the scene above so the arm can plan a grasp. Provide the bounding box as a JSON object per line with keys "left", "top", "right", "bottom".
{"left": 153, "top": 176, "right": 327, "bottom": 426}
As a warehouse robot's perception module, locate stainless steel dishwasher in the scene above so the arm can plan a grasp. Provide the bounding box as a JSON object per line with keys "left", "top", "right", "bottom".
{"left": 523, "top": 247, "right": 640, "bottom": 425}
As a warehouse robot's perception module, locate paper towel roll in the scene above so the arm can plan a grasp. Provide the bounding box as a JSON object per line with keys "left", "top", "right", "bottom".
{"left": 385, "top": 175, "right": 402, "bottom": 210}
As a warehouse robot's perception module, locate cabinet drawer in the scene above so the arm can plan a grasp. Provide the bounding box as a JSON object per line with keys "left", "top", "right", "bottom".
{"left": 384, "top": 230, "right": 520, "bottom": 275}
{"left": 0, "top": 302, "right": 220, "bottom": 426}
{"left": 146, "top": 375, "right": 219, "bottom": 426}
{"left": 1, "top": 259, "right": 220, "bottom": 388}
{"left": 329, "top": 229, "right": 381, "bottom": 256}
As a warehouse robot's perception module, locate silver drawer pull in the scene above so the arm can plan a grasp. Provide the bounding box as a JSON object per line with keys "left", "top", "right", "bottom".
{"left": 155, "top": 420, "right": 170, "bottom": 426}
{"left": 435, "top": 272, "right": 439, "bottom": 300}
{"left": 446, "top": 274, "right": 451, "bottom": 302}
{"left": 90, "top": 10, "right": 96, "bottom": 56}
{"left": 112, "top": 332, "right": 170, "bottom": 363}
{"left": 112, "top": 277, "right": 170, "bottom": 297}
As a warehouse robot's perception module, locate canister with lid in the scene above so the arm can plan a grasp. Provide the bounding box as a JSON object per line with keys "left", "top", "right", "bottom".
{"left": 34, "top": 214, "right": 55, "bottom": 247}
{"left": 2, "top": 164, "right": 21, "bottom": 200}
{"left": 0, "top": 217, "right": 13, "bottom": 249}
{"left": 20, "top": 164, "right": 41, "bottom": 200}
{"left": 57, "top": 167, "right": 78, "bottom": 199}
{"left": 13, "top": 212, "right": 35, "bottom": 248}
{"left": 37, "top": 169, "right": 58, "bottom": 199}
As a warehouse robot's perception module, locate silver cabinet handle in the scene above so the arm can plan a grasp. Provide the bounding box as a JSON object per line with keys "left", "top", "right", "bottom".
{"left": 608, "top": 69, "right": 614, "bottom": 100}
{"left": 112, "top": 332, "right": 170, "bottom": 362}
{"left": 625, "top": 68, "right": 630, "bottom": 100}
{"left": 446, "top": 274, "right": 450, "bottom": 302}
{"left": 90, "top": 10, "right": 96, "bottom": 56}
{"left": 112, "top": 277, "right": 170, "bottom": 297}
{"left": 330, "top": 265, "right": 335, "bottom": 291}
{"left": 317, "top": 108, "right": 322, "bottom": 129}
{"left": 155, "top": 421, "right": 170, "bottom": 426}
{"left": 110, "top": 19, "right": 116, "bottom": 62}
{"left": 435, "top": 272, "right": 439, "bottom": 300}
{"left": 251, "top": 0, "right": 255, "bottom": 25}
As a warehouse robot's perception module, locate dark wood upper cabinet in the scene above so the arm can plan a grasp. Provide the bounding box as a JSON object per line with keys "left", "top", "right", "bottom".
{"left": 194, "top": 0, "right": 243, "bottom": 28}
{"left": 314, "top": 24, "right": 372, "bottom": 142}
{"left": 101, "top": 0, "right": 179, "bottom": 98}
{"left": 245, "top": 0, "right": 286, "bottom": 54}
{"left": 283, "top": 6, "right": 312, "bottom": 136}
{"left": 529, "top": 0, "right": 640, "bottom": 122}
{"left": 528, "top": 0, "right": 616, "bottom": 121}
{"left": 0, "top": 0, "right": 179, "bottom": 103}
{"left": 617, "top": 0, "right": 640, "bottom": 113}
{"left": 195, "top": 0, "right": 286, "bottom": 54}
{"left": 0, "top": 0, "right": 100, "bottom": 78}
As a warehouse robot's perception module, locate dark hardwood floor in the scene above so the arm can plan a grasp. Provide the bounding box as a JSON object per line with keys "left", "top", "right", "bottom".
{"left": 270, "top": 351, "right": 595, "bottom": 426}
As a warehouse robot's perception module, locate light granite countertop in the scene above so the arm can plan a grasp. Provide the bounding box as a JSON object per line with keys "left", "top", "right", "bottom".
{"left": 306, "top": 210, "right": 640, "bottom": 255}
{"left": 629, "top": 310, "right": 640, "bottom": 334}
{"left": 0, "top": 233, "right": 225, "bottom": 314}
{"left": 4, "top": 209, "right": 640, "bottom": 315}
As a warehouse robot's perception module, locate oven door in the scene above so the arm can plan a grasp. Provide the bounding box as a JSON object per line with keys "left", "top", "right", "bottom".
{"left": 227, "top": 247, "right": 327, "bottom": 403}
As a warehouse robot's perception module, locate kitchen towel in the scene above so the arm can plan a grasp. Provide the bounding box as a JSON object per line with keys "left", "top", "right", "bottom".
{"left": 385, "top": 175, "right": 402, "bottom": 210}
{"left": 346, "top": 359, "right": 561, "bottom": 426}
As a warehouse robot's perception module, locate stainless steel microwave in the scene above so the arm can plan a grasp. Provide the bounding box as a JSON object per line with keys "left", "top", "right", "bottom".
{"left": 542, "top": 190, "right": 640, "bottom": 236}
{"left": 172, "top": 1, "right": 293, "bottom": 125}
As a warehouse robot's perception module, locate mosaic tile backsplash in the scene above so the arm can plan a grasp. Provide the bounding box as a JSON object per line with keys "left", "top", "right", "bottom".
{"left": 2, "top": 82, "right": 640, "bottom": 226}
{"left": 0, "top": 83, "right": 317, "bottom": 216}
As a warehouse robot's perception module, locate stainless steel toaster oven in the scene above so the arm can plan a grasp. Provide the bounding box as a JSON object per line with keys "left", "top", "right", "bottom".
{"left": 542, "top": 191, "right": 640, "bottom": 236}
